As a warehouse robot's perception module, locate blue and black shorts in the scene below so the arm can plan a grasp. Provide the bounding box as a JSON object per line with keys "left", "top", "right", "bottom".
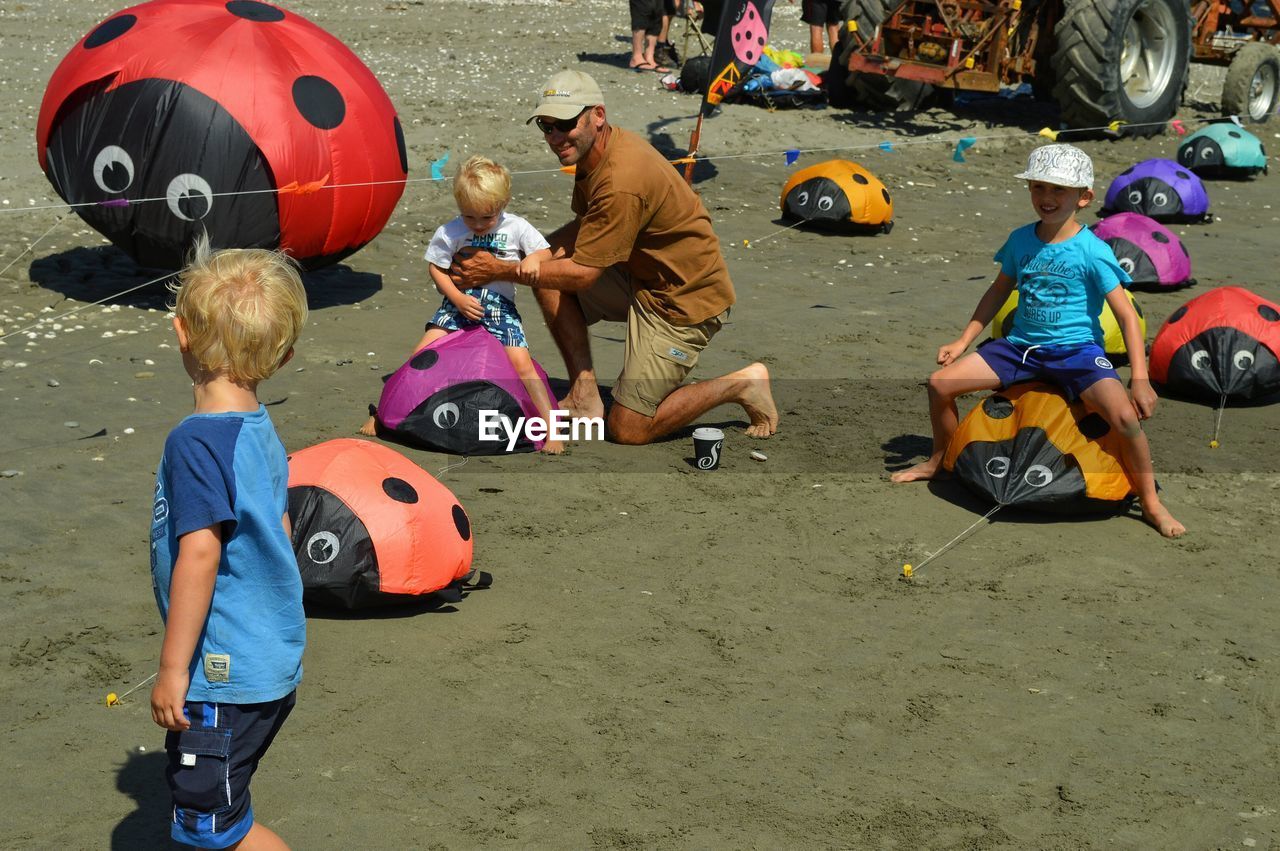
{"left": 164, "top": 693, "right": 296, "bottom": 849}
{"left": 429, "top": 288, "right": 528, "bottom": 348}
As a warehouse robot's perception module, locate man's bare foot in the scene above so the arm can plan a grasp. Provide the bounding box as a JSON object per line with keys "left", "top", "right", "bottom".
{"left": 1141, "top": 499, "right": 1186, "bottom": 538}
{"left": 540, "top": 438, "right": 566, "bottom": 455}
{"left": 558, "top": 381, "right": 605, "bottom": 422}
{"left": 890, "top": 455, "right": 944, "bottom": 483}
{"left": 735, "top": 362, "right": 778, "bottom": 438}
{"left": 358, "top": 415, "right": 378, "bottom": 437}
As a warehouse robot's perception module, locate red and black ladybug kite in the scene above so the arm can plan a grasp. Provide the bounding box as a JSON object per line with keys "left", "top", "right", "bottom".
{"left": 37, "top": 0, "right": 407, "bottom": 270}
{"left": 287, "top": 439, "right": 485, "bottom": 610}
{"left": 1149, "top": 286, "right": 1280, "bottom": 403}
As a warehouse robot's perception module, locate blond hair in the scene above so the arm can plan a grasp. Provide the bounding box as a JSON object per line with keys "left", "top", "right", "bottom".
{"left": 170, "top": 233, "right": 308, "bottom": 385}
{"left": 453, "top": 155, "right": 511, "bottom": 213}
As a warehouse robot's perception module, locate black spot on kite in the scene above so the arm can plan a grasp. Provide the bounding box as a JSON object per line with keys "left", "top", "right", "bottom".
{"left": 293, "top": 75, "right": 346, "bottom": 129}
{"left": 1259, "top": 305, "right": 1280, "bottom": 322}
{"left": 1151, "top": 231, "right": 1169, "bottom": 243}
{"left": 881, "top": 188, "right": 891, "bottom": 204}
{"left": 1175, "top": 170, "right": 1190, "bottom": 180}
{"left": 452, "top": 504, "right": 471, "bottom": 541}
{"left": 1228, "top": 130, "right": 1242, "bottom": 139}
{"left": 393, "top": 117, "right": 408, "bottom": 173}
{"left": 1077, "top": 413, "right": 1110, "bottom": 440}
{"left": 382, "top": 477, "right": 419, "bottom": 504}
{"left": 1168, "top": 305, "right": 1188, "bottom": 323}
{"left": 1121, "top": 166, "right": 1134, "bottom": 176}
{"left": 410, "top": 349, "right": 439, "bottom": 370}
{"left": 1133, "top": 299, "right": 1144, "bottom": 318}
{"left": 852, "top": 173, "right": 869, "bottom": 185}
{"left": 85, "top": 14, "right": 136, "bottom": 48}
{"left": 1179, "top": 242, "right": 1189, "bottom": 257}
{"left": 983, "top": 395, "right": 1014, "bottom": 419}
{"left": 226, "top": 1, "right": 285, "bottom": 21}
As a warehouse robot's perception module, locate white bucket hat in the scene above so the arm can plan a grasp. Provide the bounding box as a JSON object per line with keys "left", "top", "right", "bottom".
{"left": 1015, "top": 143, "right": 1094, "bottom": 189}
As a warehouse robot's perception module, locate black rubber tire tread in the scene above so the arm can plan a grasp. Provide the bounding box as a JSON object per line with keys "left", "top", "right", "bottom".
{"left": 834, "top": 0, "right": 934, "bottom": 110}
{"left": 1221, "top": 42, "right": 1280, "bottom": 124}
{"left": 1051, "top": 0, "right": 1191, "bottom": 137}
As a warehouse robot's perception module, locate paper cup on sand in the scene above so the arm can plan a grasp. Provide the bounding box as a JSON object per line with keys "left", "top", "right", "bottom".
{"left": 693, "top": 427, "right": 724, "bottom": 470}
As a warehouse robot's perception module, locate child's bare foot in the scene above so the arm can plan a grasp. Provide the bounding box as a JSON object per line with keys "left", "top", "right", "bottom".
{"left": 540, "top": 438, "right": 566, "bottom": 455}
{"left": 890, "top": 454, "right": 944, "bottom": 483}
{"left": 1140, "top": 499, "right": 1186, "bottom": 538}
{"left": 358, "top": 415, "right": 378, "bottom": 437}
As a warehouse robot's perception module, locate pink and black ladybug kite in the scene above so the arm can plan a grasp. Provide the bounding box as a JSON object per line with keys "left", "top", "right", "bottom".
{"left": 36, "top": 0, "right": 407, "bottom": 270}
{"left": 287, "top": 439, "right": 487, "bottom": 610}
{"left": 1149, "top": 286, "right": 1280, "bottom": 404}
{"left": 1090, "top": 212, "right": 1194, "bottom": 291}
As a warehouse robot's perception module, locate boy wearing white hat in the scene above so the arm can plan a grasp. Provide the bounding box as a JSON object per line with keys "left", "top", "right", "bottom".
{"left": 892, "top": 143, "right": 1184, "bottom": 538}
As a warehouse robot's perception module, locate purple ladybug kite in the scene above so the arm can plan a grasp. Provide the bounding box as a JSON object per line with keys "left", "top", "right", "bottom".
{"left": 1101, "top": 159, "right": 1211, "bottom": 224}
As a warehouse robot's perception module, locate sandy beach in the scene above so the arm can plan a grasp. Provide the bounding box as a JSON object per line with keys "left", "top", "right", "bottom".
{"left": 2, "top": 0, "right": 1279, "bottom": 847}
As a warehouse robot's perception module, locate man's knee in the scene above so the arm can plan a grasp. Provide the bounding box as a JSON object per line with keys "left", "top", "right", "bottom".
{"left": 607, "top": 404, "right": 657, "bottom": 445}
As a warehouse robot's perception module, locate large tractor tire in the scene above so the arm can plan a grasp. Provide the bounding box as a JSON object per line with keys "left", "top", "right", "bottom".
{"left": 833, "top": 0, "right": 934, "bottom": 111}
{"left": 1221, "top": 42, "right": 1280, "bottom": 124}
{"left": 1051, "top": 0, "right": 1191, "bottom": 137}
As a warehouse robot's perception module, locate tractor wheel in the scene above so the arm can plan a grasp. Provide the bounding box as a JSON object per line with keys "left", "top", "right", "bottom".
{"left": 1221, "top": 43, "right": 1280, "bottom": 124}
{"left": 833, "top": 0, "right": 934, "bottom": 111}
{"left": 1051, "top": 0, "right": 1191, "bottom": 137}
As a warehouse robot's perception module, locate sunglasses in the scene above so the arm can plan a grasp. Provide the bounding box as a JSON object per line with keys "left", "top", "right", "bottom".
{"left": 534, "top": 108, "right": 589, "bottom": 135}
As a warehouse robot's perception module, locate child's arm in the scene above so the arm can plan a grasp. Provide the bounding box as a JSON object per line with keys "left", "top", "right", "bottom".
{"left": 429, "top": 263, "right": 483, "bottom": 321}
{"left": 938, "top": 272, "right": 1016, "bottom": 365}
{"left": 517, "top": 248, "right": 552, "bottom": 285}
{"left": 150, "top": 524, "right": 221, "bottom": 732}
{"left": 1105, "top": 286, "right": 1157, "bottom": 418}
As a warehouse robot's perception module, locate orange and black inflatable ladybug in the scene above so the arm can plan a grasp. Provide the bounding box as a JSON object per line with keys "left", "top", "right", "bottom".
{"left": 287, "top": 440, "right": 485, "bottom": 610}
{"left": 780, "top": 159, "right": 893, "bottom": 234}
{"left": 37, "top": 0, "right": 407, "bottom": 270}
{"left": 1149, "top": 286, "right": 1280, "bottom": 404}
{"left": 943, "top": 383, "right": 1135, "bottom": 513}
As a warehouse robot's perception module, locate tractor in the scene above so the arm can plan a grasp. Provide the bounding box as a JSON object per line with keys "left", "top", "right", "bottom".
{"left": 827, "top": 0, "right": 1280, "bottom": 132}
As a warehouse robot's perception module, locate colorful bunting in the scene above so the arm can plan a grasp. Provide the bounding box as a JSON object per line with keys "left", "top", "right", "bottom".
{"left": 878, "top": 141, "right": 894, "bottom": 152}
{"left": 1038, "top": 127, "right": 1060, "bottom": 141}
{"left": 430, "top": 152, "right": 450, "bottom": 182}
{"left": 785, "top": 148, "right": 800, "bottom": 166}
{"left": 953, "top": 137, "right": 976, "bottom": 162}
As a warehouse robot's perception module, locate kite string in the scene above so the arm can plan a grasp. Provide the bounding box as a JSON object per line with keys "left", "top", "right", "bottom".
{"left": 0, "top": 213, "right": 68, "bottom": 279}
{"left": 0, "top": 270, "right": 175, "bottom": 342}
{"left": 910, "top": 503, "right": 1003, "bottom": 576}
{"left": 743, "top": 215, "right": 812, "bottom": 247}
{"left": 1211, "top": 390, "right": 1228, "bottom": 445}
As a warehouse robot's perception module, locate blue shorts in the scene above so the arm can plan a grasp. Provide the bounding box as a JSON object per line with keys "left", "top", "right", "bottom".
{"left": 429, "top": 289, "right": 527, "bottom": 348}
{"left": 164, "top": 693, "right": 296, "bottom": 849}
{"left": 976, "top": 339, "right": 1120, "bottom": 400}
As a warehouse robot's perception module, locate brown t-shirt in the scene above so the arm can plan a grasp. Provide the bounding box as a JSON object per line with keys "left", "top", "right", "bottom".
{"left": 570, "top": 126, "right": 735, "bottom": 325}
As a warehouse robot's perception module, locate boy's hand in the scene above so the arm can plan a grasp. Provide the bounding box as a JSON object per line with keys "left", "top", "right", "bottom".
{"left": 1129, "top": 377, "right": 1158, "bottom": 419}
{"left": 151, "top": 668, "right": 191, "bottom": 731}
{"left": 451, "top": 293, "right": 484, "bottom": 321}
{"left": 937, "top": 339, "right": 967, "bottom": 366}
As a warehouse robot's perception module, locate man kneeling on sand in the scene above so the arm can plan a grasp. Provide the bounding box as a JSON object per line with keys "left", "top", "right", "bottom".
{"left": 449, "top": 70, "right": 778, "bottom": 445}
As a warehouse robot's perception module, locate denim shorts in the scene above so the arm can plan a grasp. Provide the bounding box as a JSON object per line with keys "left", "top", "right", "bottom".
{"left": 164, "top": 693, "right": 296, "bottom": 849}
{"left": 977, "top": 338, "right": 1120, "bottom": 400}
{"left": 429, "top": 288, "right": 527, "bottom": 348}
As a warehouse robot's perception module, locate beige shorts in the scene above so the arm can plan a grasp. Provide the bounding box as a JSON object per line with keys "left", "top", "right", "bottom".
{"left": 578, "top": 266, "right": 724, "bottom": 417}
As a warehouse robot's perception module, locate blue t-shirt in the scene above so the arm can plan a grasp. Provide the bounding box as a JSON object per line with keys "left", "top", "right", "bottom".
{"left": 994, "top": 223, "right": 1130, "bottom": 347}
{"left": 150, "top": 406, "right": 304, "bottom": 704}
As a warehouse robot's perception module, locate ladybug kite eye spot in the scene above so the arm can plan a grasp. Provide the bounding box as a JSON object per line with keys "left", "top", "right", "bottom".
{"left": 305, "top": 531, "right": 340, "bottom": 565}
{"left": 985, "top": 456, "right": 1010, "bottom": 478}
{"left": 1233, "top": 350, "right": 1255, "bottom": 371}
{"left": 817, "top": 195, "right": 834, "bottom": 211}
{"left": 166, "top": 173, "right": 214, "bottom": 221}
{"left": 1024, "top": 465, "right": 1054, "bottom": 488}
{"left": 1127, "top": 190, "right": 1143, "bottom": 205}
{"left": 1201, "top": 148, "right": 1214, "bottom": 159}
{"left": 796, "top": 191, "right": 809, "bottom": 206}
{"left": 1118, "top": 257, "right": 1135, "bottom": 274}
{"left": 432, "top": 402, "right": 460, "bottom": 429}
{"left": 1190, "top": 350, "right": 1211, "bottom": 371}
{"left": 1152, "top": 192, "right": 1169, "bottom": 206}
{"left": 93, "top": 146, "right": 134, "bottom": 193}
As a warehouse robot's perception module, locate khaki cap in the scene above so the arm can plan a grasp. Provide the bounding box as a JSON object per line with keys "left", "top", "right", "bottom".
{"left": 527, "top": 70, "right": 604, "bottom": 123}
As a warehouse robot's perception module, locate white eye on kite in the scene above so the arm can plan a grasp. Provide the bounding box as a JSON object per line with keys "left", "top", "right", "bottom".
{"left": 1127, "top": 190, "right": 1143, "bottom": 205}
{"left": 1152, "top": 192, "right": 1169, "bottom": 206}
{"left": 93, "top": 145, "right": 134, "bottom": 194}
{"left": 1190, "top": 350, "right": 1211, "bottom": 370}
{"left": 305, "top": 531, "right": 340, "bottom": 564}
{"left": 985, "top": 456, "right": 1010, "bottom": 478}
{"left": 796, "top": 191, "right": 810, "bottom": 206}
{"left": 817, "top": 195, "right": 834, "bottom": 212}
{"left": 432, "top": 402, "right": 460, "bottom": 429}
{"left": 1024, "top": 465, "right": 1054, "bottom": 487}
{"left": 166, "top": 173, "right": 214, "bottom": 221}
{"left": 1118, "top": 257, "right": 1135, "bottom": 274}
{"left": 1201, "top": 147, "right": 1214, "bottom": 159}
{"left": 1233, "top": 349, "right": 1255, "bottom": 370}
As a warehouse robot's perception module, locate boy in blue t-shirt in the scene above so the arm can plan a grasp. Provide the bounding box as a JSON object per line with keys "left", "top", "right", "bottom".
{"left": 891, "top": 144, "right": 1184, "bottom": 538}
{"left": 150, "top": 234, "right": 309, "bottom": 848}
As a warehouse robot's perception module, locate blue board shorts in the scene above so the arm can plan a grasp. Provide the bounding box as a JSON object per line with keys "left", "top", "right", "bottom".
{"left": 164, "top": 692, "right": 296, "bottom": 849}
{"left": 976, "top": 339, "right": 1120, "bottom": 400}
{"left": 429, "top": 288, "right": 527, "bottom": 348}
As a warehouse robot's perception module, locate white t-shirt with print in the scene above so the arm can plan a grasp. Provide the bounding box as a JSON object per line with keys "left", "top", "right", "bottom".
{"left": 424, "top": 211, "right": 549, "bottom": 303}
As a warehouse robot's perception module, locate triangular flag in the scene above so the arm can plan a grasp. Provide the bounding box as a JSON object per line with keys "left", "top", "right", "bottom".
{"left": 1108, "top": 120, "right": 1127, "bottom": 133}
{"left": 785, "top": 149, "right": 801, "bottom": 166}
{"left": 430, "top": 152, "right": 450, "bottom": 181}
{"left": 1170, "top": 119, "right": 1187, "bottom": 136}
{"left": 953, "top": 137, "right": 976, "bottom": 163}
{"left": 1038, "top": 127, "right": 1059, "bottom": 141}
{"left": 878, "top": 141, "right": 894, "bottom": 152}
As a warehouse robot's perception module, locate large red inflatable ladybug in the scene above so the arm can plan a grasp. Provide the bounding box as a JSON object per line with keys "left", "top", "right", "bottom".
{"left": 1149, "top": 286, "right": 1280, "bottom": 403}
{"left": 37, "top": 0, "right": 407, "bottom": 270}
{"left": 287, "top": 439, "right": 486, "bottom": 610}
